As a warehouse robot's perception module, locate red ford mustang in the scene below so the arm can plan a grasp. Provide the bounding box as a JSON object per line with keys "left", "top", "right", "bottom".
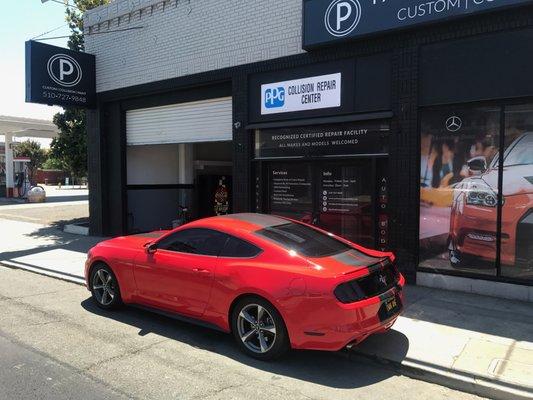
{"left": 85, "top": 213, "right": 404, "bottom": 360}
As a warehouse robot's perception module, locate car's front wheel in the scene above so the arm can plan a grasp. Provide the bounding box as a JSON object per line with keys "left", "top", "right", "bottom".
{"left": 90, "top": 263, "right": 122, "bottom": 309}
{"left": 231, "top": 297, "right": 289, "bottom": 361}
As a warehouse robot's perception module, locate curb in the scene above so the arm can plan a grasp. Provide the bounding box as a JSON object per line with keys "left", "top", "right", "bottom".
{"left": 0, "top": 261, "right": 85, "bottom": 286}
{"left": 347, "top": 350, "right": 533, "bottom": 400}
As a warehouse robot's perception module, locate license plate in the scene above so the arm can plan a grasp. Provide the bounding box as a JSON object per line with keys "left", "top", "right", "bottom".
{"left": 385, "top": 298, "right": 397, "bottom": 312}
{"left": 378, "top": 295, "right": 401, "bottom": 321}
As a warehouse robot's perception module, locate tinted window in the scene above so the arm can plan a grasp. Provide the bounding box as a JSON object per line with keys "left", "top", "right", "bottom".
{"left": 255, "top": 222, "right": 351, "bottom": 258}
{"left": 158, "top": 228, "right": 227, "bottom": 256}
{"left": 220, "top": 236, "right": 262, "bottom": 258}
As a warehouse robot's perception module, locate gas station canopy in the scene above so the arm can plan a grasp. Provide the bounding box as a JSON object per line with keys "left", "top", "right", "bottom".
{"left": 1, "top": 115, "right": 59, "bottom": 197}
{"left": 0, "top": 115, "right": 58, "bottom": 139}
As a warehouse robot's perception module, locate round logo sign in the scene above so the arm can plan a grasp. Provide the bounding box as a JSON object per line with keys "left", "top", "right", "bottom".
{"left": 324, "top": 0, "right": 362, "bottom": 38}
{"left": 47, "top": 54, "right": 82, "bottom": 88}
{"left": 445, "top": 115, "right": 462, "bottom": 132}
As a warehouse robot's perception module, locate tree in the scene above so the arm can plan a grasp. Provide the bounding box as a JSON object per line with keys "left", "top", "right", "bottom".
{"left": 42, "top": 153, "right": 64, "bottom": 170}
{"left": 51, "top": 0, "right": 110, "bottom": 182}
{"left": 66, "top": 0, "right": 110, "bottom": 52}
{"left": 14, "top": 140, "right": 46, "bottom": 184}
{"left": 51, "top": 108, "right": 87, "bottom": 182}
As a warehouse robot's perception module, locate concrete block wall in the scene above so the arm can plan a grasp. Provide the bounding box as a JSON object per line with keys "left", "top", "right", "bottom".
{"left": 84, "top": 0, "right": 304, "bottom": 93}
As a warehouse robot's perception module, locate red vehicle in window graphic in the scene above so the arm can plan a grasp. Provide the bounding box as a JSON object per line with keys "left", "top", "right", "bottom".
{"left": 449, "top": 133, "right": 533, "bottom": 269}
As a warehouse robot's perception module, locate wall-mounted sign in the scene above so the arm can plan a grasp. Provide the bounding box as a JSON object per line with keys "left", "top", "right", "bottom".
{"left": 25, "top": 41, "right": 96, "bottom": 108}
{"left": 255, "top": 122, "right": 389, "bottom": 158}
{"left": 303, "top": 0, "right": 533, "bottom": 48}
{"left": 261, "top": 73, "right": 341, "bottom": 115}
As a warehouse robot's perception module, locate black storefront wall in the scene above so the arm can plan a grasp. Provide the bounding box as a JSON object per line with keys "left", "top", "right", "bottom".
{"left": 87, "top": 5, "right": 533, "bottom": 285}
{"left": 248, "top": 58, "right": 393, "bottom": 253}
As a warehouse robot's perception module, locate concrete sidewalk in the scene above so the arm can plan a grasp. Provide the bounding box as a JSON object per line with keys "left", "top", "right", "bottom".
{"left": 351, "top": 286, "right": 533, "bottom": 400}
{"left": 0, "top": 217, "right": 532, "bottom": 399}
{"left": 0, "top": 218, "right": 102, "bottom": 284}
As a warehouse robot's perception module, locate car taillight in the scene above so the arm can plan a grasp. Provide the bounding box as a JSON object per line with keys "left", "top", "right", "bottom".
{"left": 334, "top": 260, "right": 399, "bottom": 304}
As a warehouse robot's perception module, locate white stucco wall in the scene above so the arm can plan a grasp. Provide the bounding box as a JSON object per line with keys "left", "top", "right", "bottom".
{"left": 84, "top": 0, "right": 304, "bottom": 93}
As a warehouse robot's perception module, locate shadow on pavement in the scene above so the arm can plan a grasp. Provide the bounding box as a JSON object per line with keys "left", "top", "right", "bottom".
{"left": 400, "top": 284, "right": 533, "bottom": 344}
{"left": 80, "top": 298, "right": 410, "bottom": 389}
{"left": 42, "top": 195, "right": 88, "bottom": 203}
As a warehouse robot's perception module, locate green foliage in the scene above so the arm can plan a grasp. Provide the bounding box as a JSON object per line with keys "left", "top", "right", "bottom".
{"left": 66, "top": 0, "right": 111, "bottom": 51}
{"left": 13, "top": 140, "right": 47, "bottom": 184}
{"left": 51, "top": 108, "right": 87, "bottom": 180}
{"left": 42, "top": 154, "right": 64, "bottom": 170}
{"left": 51, "top": 0, "right": 110, "bottom": 180}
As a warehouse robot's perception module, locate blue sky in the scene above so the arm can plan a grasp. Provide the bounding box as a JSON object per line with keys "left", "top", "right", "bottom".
{"left": 1, "top": 0, "right": 71, "bottom": 121}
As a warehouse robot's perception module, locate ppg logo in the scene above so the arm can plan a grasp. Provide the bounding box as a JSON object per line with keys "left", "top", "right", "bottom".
{"left": 265, "top": 87, "right": 285, "bottom": 108}
{"left": 47, "top": 54, "right": 82, "bottom": 87}
{"left": 324, "top": 0, "right": 362, "bottom": 37}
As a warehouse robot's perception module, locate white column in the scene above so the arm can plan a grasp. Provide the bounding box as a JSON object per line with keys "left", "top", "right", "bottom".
{"left": 5, "top": 133, "right": 13, "bottom": 197}
{"left": 177, "top": 143, "right": 194, "bottom": 210}
{"left": 178, "top": 143, "right": 194, "bottom": 184}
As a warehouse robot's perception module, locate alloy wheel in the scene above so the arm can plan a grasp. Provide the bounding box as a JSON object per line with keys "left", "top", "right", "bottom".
{"left": 237, "top": 303, "right": 277, "bottom": 354}
{"left": 92, "top": 268, "right": 116, "bottom": 306}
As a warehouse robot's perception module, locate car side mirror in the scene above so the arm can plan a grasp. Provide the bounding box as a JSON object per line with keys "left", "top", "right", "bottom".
{"left": 145, "top": 242, "right": 158, "bottom": 254}
{"left": 467, "top": 156, "right": 487, "bottom": 173}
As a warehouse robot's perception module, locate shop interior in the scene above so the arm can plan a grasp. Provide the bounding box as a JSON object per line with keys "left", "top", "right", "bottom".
{"left": 126, "top": 141, "right": 232, "bottom": 233}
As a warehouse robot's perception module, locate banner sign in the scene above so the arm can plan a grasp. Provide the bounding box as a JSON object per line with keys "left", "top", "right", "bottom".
{"left": 303, "top": 0, "right": 533, "bottom": 48}
{"left": 255, "top": 122, "right": 389, "bottom": 158}
{"left": 25, "top": 41, "right": 96, "bottom": 108}
{"left": 261, "top": 73, "right": 341, "bottom": 115}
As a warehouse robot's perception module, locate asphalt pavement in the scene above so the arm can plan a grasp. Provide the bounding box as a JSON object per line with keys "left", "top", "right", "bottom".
{"left": 0, "top": 185, "right": 88, "bottom": 226}
{"left": 0, "top": 266, "right": 484, "bottom": 400}
{"left": 0, "top": 335, "right": 126, "bottom": 400}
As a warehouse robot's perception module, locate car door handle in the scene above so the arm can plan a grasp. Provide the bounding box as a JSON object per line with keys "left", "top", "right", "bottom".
{"left": 192, "top": 268, "right": 211, "bottom": 274}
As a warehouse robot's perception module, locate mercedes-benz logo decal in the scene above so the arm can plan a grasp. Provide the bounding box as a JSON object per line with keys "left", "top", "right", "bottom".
{"left": 445, "top": 116, "right": 462, "bottom": 132}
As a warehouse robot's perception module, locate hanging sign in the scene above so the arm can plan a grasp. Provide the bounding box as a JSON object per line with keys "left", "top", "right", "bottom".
{"left": 25, "top": 41, "right": 96, "bottom": 108}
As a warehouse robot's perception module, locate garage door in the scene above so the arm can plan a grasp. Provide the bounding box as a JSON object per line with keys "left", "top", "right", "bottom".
{"left": 126, "top": 97, "right": 232, "bottom": 145}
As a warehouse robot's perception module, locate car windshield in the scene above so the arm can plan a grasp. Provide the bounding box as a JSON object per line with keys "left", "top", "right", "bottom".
{"left": 255, "top": 222, "right": 353, "bottom": 258}
{"left": 504, "top": 135, "right": 533, "bottom": 166}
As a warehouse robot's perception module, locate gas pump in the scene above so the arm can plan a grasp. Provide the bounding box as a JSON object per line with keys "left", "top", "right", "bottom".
{"left": 13, "top": 158, "right": 31, "bottom": 198}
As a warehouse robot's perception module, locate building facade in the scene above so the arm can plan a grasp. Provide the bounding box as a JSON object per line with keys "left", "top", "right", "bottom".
{"left": 85, "top": 0, "right": 533, "bottom": 298}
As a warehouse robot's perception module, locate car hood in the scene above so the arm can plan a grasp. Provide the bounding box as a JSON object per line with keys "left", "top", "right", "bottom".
{"left": 100, "top": 231, "right": 170, "bottom": 249}
{"left": 479, "top": 165, "right": 533, "bottom": 196}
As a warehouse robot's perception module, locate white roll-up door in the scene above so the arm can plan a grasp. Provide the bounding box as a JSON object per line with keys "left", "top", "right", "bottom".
{"left": 126, "top": 97, "right": 232, "bottom": 145}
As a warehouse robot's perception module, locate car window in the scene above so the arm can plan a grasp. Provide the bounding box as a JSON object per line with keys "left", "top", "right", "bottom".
{"left": 504, "top": 134, "right": 533, "bottom": 166}
{"left": 219, "top": 236, "right": 262, "bottom": 258}
{"left": 255, "top": 222, "right": 352, "bottom": 258}
{"left": 158, "top": 228, "right": 227, "bottom": 256}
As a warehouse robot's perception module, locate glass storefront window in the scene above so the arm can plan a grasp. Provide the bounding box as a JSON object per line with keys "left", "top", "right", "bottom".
{"left": 419, "top": 106, "right": 500, "bottom": 276}
{"left": 419, "top": 103, "right": 533, "bottom": 282}
{"left": 501, "top": 105, "right": 533, "bottom": 279}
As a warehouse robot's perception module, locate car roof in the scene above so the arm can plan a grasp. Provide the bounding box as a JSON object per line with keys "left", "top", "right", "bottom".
{"left": 185, "top": 213, "right": 288, "bottom": 234}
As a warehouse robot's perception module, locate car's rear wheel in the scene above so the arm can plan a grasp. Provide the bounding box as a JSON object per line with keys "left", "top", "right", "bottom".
{"left": 231, "top": 297, "right": 289, "bottom": 361}
{"left": 90, "top": 264, "right": 122, "bottom": 309}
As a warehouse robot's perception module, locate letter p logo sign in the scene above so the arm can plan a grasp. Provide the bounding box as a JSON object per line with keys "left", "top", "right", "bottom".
{"left": 325, "top": 0, "right": 362, "bottom": 38}
{"left": 336, "top": 2, "right": 352, "bottom": 30}
{"left": 47, "top": 54, "right": 83, "bottom": 88}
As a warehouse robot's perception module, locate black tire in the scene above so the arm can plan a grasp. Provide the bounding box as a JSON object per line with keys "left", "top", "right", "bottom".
{"left": 231, "top": 296, "right": 290, "bottom": 361}
{"left": 89, "top": 263, "right": 122, "bottom": 310}
{"left": 449, "top": 249, "right": 466, "bottom": 268}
